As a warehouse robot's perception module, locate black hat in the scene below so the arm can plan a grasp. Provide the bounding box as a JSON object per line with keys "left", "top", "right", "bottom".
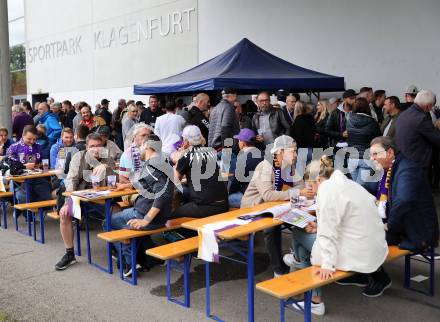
{"left": 342, "top": 89, "right": 358, "bottom": 99}
{"left": 135, "top": 100, "right": 145, "bottom": 106}
{"left": 101, "top": 98, "right": 110, "bottom": 105}
{"left": 96, "top": 125, "right": 111, "bottom": 137}
{"left": 222, "top": 88, "right": 237, "bottom": 95}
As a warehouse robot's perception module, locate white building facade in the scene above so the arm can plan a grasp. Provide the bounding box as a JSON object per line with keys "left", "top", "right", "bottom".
{"left": 25, "top": 0, "right": 440, "bottom": 109}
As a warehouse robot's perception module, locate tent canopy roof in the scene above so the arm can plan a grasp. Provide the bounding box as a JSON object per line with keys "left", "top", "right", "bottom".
{"left": 134, "top": 38, "right": 345, "bottom": 95}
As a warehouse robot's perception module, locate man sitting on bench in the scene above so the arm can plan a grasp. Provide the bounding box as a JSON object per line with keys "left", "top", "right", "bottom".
{"left": 55, "top": 133, "right": 116, "bottom": 270}
{"left": 111, "top": 135, "right": 174, "bottom": 277}
{"left": 6, "top": 125, "right": 52, "bottom": 208}
{"left": 370, "top": 136, "right": 439, "bottom": 251}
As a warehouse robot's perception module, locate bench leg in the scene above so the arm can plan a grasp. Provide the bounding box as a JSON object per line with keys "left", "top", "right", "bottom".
{"left": 404, "top": 247, "right": 436, "bottom": 296}
{"left": 39, "top": 208, "right": 45, "bottom": 244}
{"left": 280, "top": 300, "right": 285, "bottom": 322}
{"left": 429, "top": 247, "right": 435, "bottom": 296}
{"left": 75, "top": 219, "right": 81, "bottom": 256}
{"left": 166, "top": 254, "right": 192, "bottom": 308}
{"left": 303, "top": 291, "right": 312, "bottom": 322}
{"left": 1, "top": 200, "right": 7, "bottom": 229}
{"left": 404, "top": 254, "right": 411, "bottom": 289}
{"left": 32, "top": 212, "right": 37, "bottom": 241}
{"left": 130, "top": 238, "right": 137, "bottom": 285}
{"left": 183, "top": 254, "right": 191, "bottom": 307}
{"left": 247, "top": 234, "right": 255, "bottom": 322}
{"left": 85, "top": 210, "right": 92, "bottom": 265}
{"left": 24, "top": 179, "right": 32, "bottom": 237}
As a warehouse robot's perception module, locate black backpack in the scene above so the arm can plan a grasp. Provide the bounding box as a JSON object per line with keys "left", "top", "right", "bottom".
{"left": 0, "top": 157, "right": 25, "bottom": 176}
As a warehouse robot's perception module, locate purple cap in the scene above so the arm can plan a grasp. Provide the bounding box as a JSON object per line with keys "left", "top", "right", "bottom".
{"left": 234, "top": 128, "right": 256, "bottom": 143}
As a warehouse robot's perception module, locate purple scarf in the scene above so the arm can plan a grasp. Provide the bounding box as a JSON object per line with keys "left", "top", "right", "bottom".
{"left": 273, "top": 158, "right": 293, "bottom": 191}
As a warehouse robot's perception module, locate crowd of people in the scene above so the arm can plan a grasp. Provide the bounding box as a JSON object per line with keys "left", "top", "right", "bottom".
{"left": 1, "top": 85, "right": 439, "bottom": 316}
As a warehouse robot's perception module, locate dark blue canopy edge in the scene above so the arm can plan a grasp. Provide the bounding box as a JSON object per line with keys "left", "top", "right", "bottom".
{"left": 134, "top": 38, "right": 345, "bottom": 95}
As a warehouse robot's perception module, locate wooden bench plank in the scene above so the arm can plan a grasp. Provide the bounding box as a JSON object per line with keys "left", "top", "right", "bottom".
{"left": 146, "top": 237, "right": 199, "bottom": 260}
{"left": 117, "top": 200, "right": 131, "bottom": 208}
{"left": 47, "top": 211, "right": 60, "bottom": 220}
{"left": 14, "top": 200, "right": 56, "bottom": 211}
{"left": 97, "top": 217, "right": 196, "bottom": 243}
{"left": 256, "top": 246, "right": 411, "bottom": 299}
{"left": 0, "top": 191, "right": 13, "bottom": 198}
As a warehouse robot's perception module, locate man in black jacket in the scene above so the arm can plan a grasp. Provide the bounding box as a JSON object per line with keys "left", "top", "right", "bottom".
{"left": 95, "top": 99, "right": 112, "bottom": 126}
{"left": 140, "top": 95, "right": 164, "bottom": 128}
{"left": 252, "top": 91, "right": 290, "bottom": 146}
{"left": 371, "top": 136, "right": 439, "bottom": 251}
{"left": 188, "top": 93, "right": 210, "bottom": 143}
{"left": 325, "top": 89, "right": 356, "bottom": 148}
{"left": 395, "top": 89, "right": 440, "bottom": 170}
{"left": 111, "top": 134, "right": 174, "bottom": 276}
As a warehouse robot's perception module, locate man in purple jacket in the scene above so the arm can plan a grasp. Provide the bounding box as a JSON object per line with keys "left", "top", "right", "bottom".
{"left": 6, "top": 125, "right": 52, "bottom": 206}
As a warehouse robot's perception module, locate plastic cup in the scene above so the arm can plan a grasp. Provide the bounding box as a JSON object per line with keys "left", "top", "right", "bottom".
{"left": 42, "top": 159, "right": 49, "bottom": 171}
{"left": 289, "top": 188, "right": 300, "bottom": 207}
{"left": 91, "top": 175, "right": 100, "bottom": 189}
{"left": 107, "top": 175, "right": 117, "bottom": 189}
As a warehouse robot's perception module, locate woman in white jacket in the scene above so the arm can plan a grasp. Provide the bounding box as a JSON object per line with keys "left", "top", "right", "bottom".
{"left": 291, "top": 156, "right": 389, "bottom": 315}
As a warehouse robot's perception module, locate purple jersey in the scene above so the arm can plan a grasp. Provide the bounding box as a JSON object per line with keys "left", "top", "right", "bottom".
{"left": 6, "top": 139, "right": 42, "bottom": 164}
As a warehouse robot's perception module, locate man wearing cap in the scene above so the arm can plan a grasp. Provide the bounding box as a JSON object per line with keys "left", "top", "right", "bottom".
{"left": 140, "top": 95, "right": 163, "bottom": 128}
{"left": 208, "top": 88, "right": 240, "bottom": 150}
{"left": 241, "top": 135, "right": 312, "bottom": 276}
{"left": 326, "top": 89, "right": 356, "bottom": 147}
{"left": 95, "top": 99, "right": 112, "bottom": 126}
{"left": 188, "top": 93, "right": 210, "bottom": 143}
{"left": 228, "top": 128, "right": 263, "bottom": 208}
{"left": 252, "top": 91, "right": 290, "bottom": 146}
{"left": 96, "top": 125, "right": 122, "bottom": 160}
{"left": 395, "top": 89, "right": 440, "bottom": 171}
{"left": 328, "top": 97, "right": 338, "bottom": 113}
{"left": 400, "top": 85, "right": 418, "bottom": 111}
{"left": 170, "top": 125, "right": 229, "bottom": 219}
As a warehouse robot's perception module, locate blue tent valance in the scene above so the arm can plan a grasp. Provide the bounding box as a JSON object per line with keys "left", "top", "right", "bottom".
{"left": 134, "top": 38, "right": 344, "bottom": 95}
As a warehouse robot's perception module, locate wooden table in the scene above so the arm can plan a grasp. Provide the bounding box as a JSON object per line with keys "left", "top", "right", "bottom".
{"left": 63, "top": 187, "right": 138, "bottom": 274}
{"left": 182, "top": 201, "right": 286, "bottom": 322}
{"left": 7, "top": 170, "right": 61, "bottom": 236}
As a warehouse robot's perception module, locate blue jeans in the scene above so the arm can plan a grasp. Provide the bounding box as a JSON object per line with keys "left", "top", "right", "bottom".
{"left": 228, "top": 192, "right": 243, "bottom": 208}
{"left": 349, "top": 159, "right": 377, "bottom": 195}
{"left": 111, "top": 208, "right": 144, "bottom": 266}
{"left": 15, "top": 178, "right": 52, "bottom": 204}
{"left": 291, "top": 227, "right": 321, "bottom": 297}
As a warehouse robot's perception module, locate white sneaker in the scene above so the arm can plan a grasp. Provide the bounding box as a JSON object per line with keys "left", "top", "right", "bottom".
{"left": 294, "top": 301, "right": 325, "bottom": 316}
{"left": 274, "top": 272, "right": 284, "bottom": 278}
{"left": 283, "top": 253, "right": 302, "bottom": 268}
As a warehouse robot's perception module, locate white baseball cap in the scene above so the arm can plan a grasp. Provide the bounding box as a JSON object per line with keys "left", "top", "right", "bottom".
{"left": 270, "top": 135, "right": 295, "bottom": 154}
{"left": 405, "top": 85, "right": 419, "bottom": 95}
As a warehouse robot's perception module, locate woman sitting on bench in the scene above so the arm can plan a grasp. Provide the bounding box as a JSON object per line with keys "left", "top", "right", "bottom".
{"left": 304, "top": 156, "right": 389, "bottom": 315}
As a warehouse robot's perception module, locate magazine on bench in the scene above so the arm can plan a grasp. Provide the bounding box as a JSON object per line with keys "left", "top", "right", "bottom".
{"left": 237, "top": 203, "right": 316, "bottom": 229}
{"left": 72, "top": 190, "right": 111, "bottom": 200}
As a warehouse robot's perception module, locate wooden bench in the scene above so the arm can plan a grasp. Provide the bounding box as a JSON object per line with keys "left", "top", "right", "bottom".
{"left": 146, "top": 237, "right": 199, "bottom": 308}
{"left": 116, "top": 200, "right": 131, "bottom": 209}
{"left": 256, "top": 246, "right": 433, "bottom": 322}
{"left": 0, "top": 191, "right": 13, "bottom": 229}
{"left": 97, "top": 217, "right": 196, "bottom": 285}
{"left": 14, "top": 200, "right": 57, "bottom": 244}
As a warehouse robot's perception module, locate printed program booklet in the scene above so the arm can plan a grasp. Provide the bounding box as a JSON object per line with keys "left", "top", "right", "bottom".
{"left": 238, "top": 203, "right": 316, "bottom": 228}
{"left": 72, "top": 190, "right": 111, "bottom": 200}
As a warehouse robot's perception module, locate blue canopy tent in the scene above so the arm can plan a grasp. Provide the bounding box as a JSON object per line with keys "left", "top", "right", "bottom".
{"left": 134, "top": 38, "right": 345, "bottom": 95}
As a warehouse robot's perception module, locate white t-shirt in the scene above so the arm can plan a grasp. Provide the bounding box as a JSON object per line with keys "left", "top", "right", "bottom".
{"left": 154, "top": 112, "right": 186, "bottom": 154}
